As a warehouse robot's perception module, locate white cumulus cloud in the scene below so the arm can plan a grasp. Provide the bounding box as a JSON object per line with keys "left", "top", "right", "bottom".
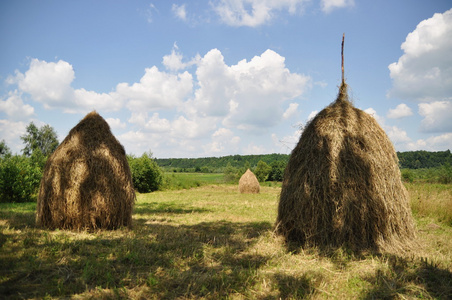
{"left": 16, "top": 59, "right": 74, "bottom": 107}
{"left": 0, "top": 119, "right": 28, "bottom": 153}
{"left": 0, "top": 90, "right": 34, "bottom": 121}
{"left": 162, "top": 43, "right": 200, "bottom": 72}
{"left": 117, "top": 66, "right": 193, "bottom": 112}
{"left": 388, "top": 9, "right": 452, "bottom": 102}
{"left": 387, "top": 103, "right": 413, "bottom": 119}
{"left": 418, "top": 101, "right": 452, "bottom": 133}
{"left": 203, "top": 128, "right": 240, "bottom": 154}
{"left": 10, "top": 58, "right": 123, "bottom": 113}
{"left": 106, "top": 118, "right": 126, "bottom": 130}
{"left": 212, "top": 0, "right": 308, "bottom": 27}
{"left": 283, "top": 103, "right": 299, "bottom": 119}
{"left": 193, "top": 49, "right": 311, "bottom": 131}
{"left": 321, "top": 0, "right": 355, "bottom": 13}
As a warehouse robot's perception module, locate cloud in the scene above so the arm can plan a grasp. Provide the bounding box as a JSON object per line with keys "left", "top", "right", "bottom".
{"left": 321, "top": 0, "right": 355, "bottom": 13}
{"left": 117, "top": 66, "right": 193, "bottom": 112}
{"left": 403, "top": 133, "right": 452, "bottom": 151}
{"left": 364, "top": 107, "right": 412, "bottom": 147}
{"left": 203, "top": 128, "right": 240, "bottom": 154}
{"left": 162, "top": 43, "right": 200, "bottom": 72}
{"left": 192, "top": 49, "right": 236, "bottom": 117}
{"left": 16, "top": 59, "right": 74, "bottom": 107}
{"left": 274, "top": 126, "right": 303, "bottom": 153}
{"left": 72, "top": 89, "right": 121, "bottom": 113}
{"left": 243, "top": 142, "right": 267, "bottom": 155}
{"left": 0, "top": 119, "right": 27, "bottom": 153}
{"left": 307, "top": 110, "right": 318, "bottom": 121}
{"left": 143, "top": 113, "right": 172, "bottom": 133}
{"left": 193, "top": 49, "right": 310, "bottom": 131}
{"left": 385, "top": 125, "right": 411, "bottom": 144}
{"left": 283, "top": 103, "right": 299, "bottom": 119}
{"left": 212, "top": 0, "right": 307, "bottom": 27}
{"left": 0, "top": 90, "right": 34, "bottom": 121}
{"left": 10, "top": 58, "right": 123, "bottom": 113}
{"left": 106, "top": 118, "right": 126, "bottom": 130}
{"left": 418, "top": 101, "right": 452, "bottom": 133}
{"left": 387, "top": 103, "right": 413, "bottom": 119}
{"left": 388, "top": 9, "right": 452, "bottom": 102}
{"left": 145, "top": 3, "right": 158, "bottom": 23}
{"left": 1, "top": 47, "right": 312, "bottom": 157}
{"left": 172, "top": 3, "right": 187, "bottom": 21}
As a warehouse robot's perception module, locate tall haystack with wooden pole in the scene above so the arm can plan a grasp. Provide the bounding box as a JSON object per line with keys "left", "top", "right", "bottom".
{"left": 36, "top": 111, "right": 136, "bottom": 230}
{"left": 276, "top": 35, "right": 416, "bottom": 252}
{"left": 239, "top": 169, "right": 260, "bottom": 194}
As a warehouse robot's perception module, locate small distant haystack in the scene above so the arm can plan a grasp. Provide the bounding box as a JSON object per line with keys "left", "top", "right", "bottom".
{"left": 276, "top": 82, "right": 416, "bottom": 253}
{"left": 36, "top": 111, "right": 136, "bottom": 230}
{"left": 239, "top": 169, "right": 260, "bottom": 194}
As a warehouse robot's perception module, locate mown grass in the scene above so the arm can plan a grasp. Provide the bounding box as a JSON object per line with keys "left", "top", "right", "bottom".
{"left": 162, "top": 172, "right": 225, "bottom": 190}
{"left": 0, "top": 183, "right": 451, "bottom": 299}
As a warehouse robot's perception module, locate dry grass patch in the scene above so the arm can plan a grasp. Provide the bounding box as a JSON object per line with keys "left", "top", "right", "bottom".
{"left": 0, "top": 184, "right": 451, "bottom": 299}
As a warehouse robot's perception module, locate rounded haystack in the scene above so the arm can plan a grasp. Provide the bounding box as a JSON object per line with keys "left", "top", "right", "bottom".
{"left": 276, "top": 83, "right": 416, "bottom": 253}
{"left": 239, "top": 169, "right": 260, "bottom": 194}
{"left": 36, "top": 111, "right": 136, "bottom": 230}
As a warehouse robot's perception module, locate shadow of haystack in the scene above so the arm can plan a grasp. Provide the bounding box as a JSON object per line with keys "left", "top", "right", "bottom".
{"left": 239, "top": 169, "right": 260, "bottom": 194}
{"left": 36, "top": 111, "right": 136, "bottom": 230}
{"left": 276, "top": 83, "right": 416, "bottom": 253}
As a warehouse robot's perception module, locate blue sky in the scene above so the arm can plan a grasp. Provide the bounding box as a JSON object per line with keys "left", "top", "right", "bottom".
{"left": 1, "top": 0, "right": 451, "bottom": 158}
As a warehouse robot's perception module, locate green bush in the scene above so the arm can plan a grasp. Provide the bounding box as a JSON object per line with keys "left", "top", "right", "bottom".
{"left": 128, "top": 153, "right": 163, "bottom": 193}
{"left": 438, "top": 163, "right": 452, "bottom": 184}
{"left": 268, "top": 161, "right": 286, "bottom": 182}
{"left": 223, "top": 163, "right": 240, "bottom": 183}
{"left": 254, "top": 161, "right": 271, "bottom": 182}
{"left": 401, "top": 169, "right": 414, "bottom": 183}
{"left": 0, "top": 154, "right": 42, "bottom": 202}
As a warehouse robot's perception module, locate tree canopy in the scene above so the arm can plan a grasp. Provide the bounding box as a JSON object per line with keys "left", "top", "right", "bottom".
{"left": 21, "top": 122, "right": 59, "bottom": 157}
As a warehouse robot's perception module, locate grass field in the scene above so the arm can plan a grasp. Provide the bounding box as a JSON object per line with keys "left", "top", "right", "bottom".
{"left": 1, "top": 182, "right": 451, "bottom": 299}
{"left": 162, "top": 172, "right": 225, "bottom": 190}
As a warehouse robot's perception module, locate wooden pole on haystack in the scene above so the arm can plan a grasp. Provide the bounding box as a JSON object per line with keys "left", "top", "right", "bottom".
{"left": 341, "top": 33, "right": 345, "bottom": 85}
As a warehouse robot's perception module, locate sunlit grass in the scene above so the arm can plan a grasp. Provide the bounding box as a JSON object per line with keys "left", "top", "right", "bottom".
{"left": 0, "top": 183, "right": 451, "bottom": 299}
{"left": 406, "top": 182, "right": 452, "bottom": 226}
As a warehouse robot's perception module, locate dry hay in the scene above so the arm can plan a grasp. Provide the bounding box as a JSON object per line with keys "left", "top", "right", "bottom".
{"left": 239, "top": 169, "right": 260, "bottom": 194}
{"left": 36, "top": 111, "right": 136, "bottom": 230}
{"left": 276, "top": 83, "right": 416, "bottom": 253}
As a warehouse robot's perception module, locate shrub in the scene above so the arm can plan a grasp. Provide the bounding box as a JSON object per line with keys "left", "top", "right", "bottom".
{"left": 401, "top": 169, "right": 414, "bottom": 183}
{"left": 268, "top": 161, "right": 286, "bottom": 182}
{"left": 0, "top": 154, "right": 42, "bottom": 203}
{"left": 128, "top": 152, "right": 163, "bottom": 193}
{"left": 254, "top": 161, "right": 271, "bottom": 182}
{"left": 223, "top": 163, "right": 240, "bottom": 183}
{"left": 438, "top": 163, "right": 452, "bottom": 184}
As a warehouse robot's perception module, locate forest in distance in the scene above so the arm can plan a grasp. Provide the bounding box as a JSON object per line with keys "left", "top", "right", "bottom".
{"left": 155, "top": 150, "right": 452, "bottom": 172}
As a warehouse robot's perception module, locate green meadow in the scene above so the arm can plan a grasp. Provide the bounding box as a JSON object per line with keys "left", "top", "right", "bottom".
{"left": 0, "top": 178, "right": 451, "bottom": 299}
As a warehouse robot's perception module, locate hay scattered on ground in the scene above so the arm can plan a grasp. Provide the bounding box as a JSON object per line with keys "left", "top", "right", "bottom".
{"left": 276, "top": 82, "right": 416, "bottom": 253}
{"left": 36, "top": 111, "right": 136, "bottom": 230}
{"left": 239, "top": 169, "right": 260, "bottom": 194}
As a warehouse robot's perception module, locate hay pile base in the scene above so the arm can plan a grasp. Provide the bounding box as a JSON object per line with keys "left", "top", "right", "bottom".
{"left": 276, "top": 83, "right": 416, "bottom": 253}
{"left": 239, "top": 169, "right": 260, "bottom": 194}
{"left": 36, "top": 111, "right": 136, "bottom": 230}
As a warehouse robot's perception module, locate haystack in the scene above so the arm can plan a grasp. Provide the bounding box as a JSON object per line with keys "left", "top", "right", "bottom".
{"left": 239, "top": 169, "right": 260, "bottom": 194}
{"left": 276, "top": 82, "right": 416, "bottom": 252}
{"left": 36, "top": 111, "right": 136, "bottom": 230}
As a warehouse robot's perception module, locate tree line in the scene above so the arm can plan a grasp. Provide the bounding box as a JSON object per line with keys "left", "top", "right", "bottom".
{"left": 156, "top": 150, "right": 452, "bottom": 171}
{"left": 397, "top": 150, "right": 452, "bottom": 169}
{"left": 155, "top": 153, "right": 290, "bottom": 173}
